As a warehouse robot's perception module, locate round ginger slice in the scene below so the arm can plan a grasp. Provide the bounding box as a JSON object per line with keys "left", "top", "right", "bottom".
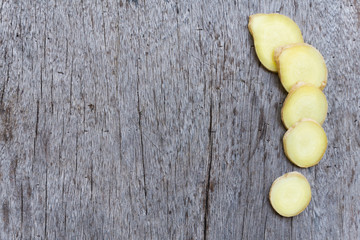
{"left": 281, "top": 82, "right": 328, "bottom": 129}
{"left": 269, "top": 172, "right": 311, "bottom": 217}
{"left": 283, "top": 119, "right": 328, "bottom": 168}
{"left": 275, "top": 43, "right": 328, "bottom": 92}
{"left": 248, "top": 13, "right": 304, "bottom": 72}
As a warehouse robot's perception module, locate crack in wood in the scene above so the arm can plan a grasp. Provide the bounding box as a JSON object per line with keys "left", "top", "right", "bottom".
{"left": 203, "top": 95, "right": 214, "bottom": 240}
{"left": 137, "top": 76, "right": 148, "bottom": 215}
{"left": 32, "top": 100, "right": 40, "bottom": 172}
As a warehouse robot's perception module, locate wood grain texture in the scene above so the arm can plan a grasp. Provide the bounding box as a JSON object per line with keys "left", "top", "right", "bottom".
{"left": 0, "top": 0, "right": 359, "bottom": 239}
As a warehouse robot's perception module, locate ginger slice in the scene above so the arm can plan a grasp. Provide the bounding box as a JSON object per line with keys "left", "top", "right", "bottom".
{"left": 281, "top": 82, "right": 328, "bottom": 129}
{"left": 283, "top": 119, "right": 328, "bottom": 168}
{"left": 275, "top": 43, "right": 327, "bottom": 92}
{"left": 269, "top": 172, "right": 311, "bottom": 217}
{"left": 248, "top": 13, "right": 304, "bottom": 72}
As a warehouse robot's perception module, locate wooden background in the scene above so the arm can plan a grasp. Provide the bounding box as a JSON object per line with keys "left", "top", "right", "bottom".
{"left": 0, "top": 0, "right": 359, "bottom": 239}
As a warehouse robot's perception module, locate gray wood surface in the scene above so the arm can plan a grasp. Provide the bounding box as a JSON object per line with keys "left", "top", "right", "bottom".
{"left": 0, "top": 0, "right": 359, "bottom": 239}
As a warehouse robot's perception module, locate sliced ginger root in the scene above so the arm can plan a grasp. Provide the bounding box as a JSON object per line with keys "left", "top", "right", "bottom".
{"left": 275, "top": 43, "right": 328, "bottom": 92}
{"left": 283, "top": 119, "right": 328, "bottom": 168}
{"left": 281, "top": 82, "right": 328, "bottom": 129}
{"left": 248, "top": 13, "right": 304, "bottom": 72}
{"left": 269, "top": 172, "right": 311, "bottom": 217}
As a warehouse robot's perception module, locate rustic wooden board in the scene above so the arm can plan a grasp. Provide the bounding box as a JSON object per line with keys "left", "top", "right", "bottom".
{"left": 0, "top": 0, "right": 359, "bottom": 239}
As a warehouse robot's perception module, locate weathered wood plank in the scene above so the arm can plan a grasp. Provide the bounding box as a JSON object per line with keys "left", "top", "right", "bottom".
{"left": 0, "top": 0, "right": 359, "bottom": 239}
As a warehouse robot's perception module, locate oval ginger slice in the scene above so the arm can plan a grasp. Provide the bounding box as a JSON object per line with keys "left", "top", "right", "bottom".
{"left": 248, "top": 13, "right": 304, "bottom": 72}
{"left": 281, "top": 83, "right": 328, "bottom": 129}
{"left": 269, "top": 172, "right": 311, "bottom": 217}
{"left": 275, "top": 43, "right": 327, "bottom": 92}
{"left": 283, "top": 119, "right": 328, "bottom": 168}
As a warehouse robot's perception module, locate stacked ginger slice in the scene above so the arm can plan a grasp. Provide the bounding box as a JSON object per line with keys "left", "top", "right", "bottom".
{"left": 248, "top": 13, "right": 328, "bottom": 217}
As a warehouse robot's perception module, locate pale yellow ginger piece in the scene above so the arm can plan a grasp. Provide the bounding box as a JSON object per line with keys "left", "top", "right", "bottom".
{"left": 269, "top": 171, "right": 311, "bottom": 217}
{"left": 283, "top": 119, "right": 328, "bottom": 168}
{"left": 281, "top": 82, "right": 328, "bottom": 129}
{"left": 275, "top": 43, "right": 328, "bottom": 92}
{"left": 248, "top": 13, "right": 304, "bottom": 72}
